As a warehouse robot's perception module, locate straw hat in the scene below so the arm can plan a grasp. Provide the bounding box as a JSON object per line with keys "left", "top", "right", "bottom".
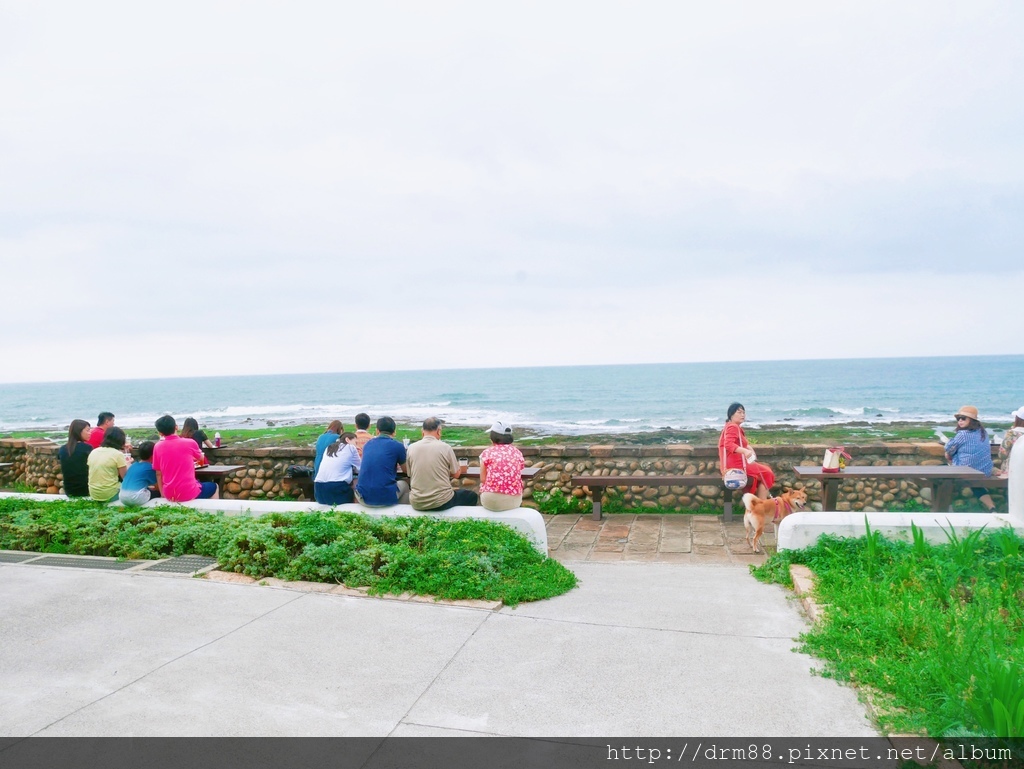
{"left": 955, "top": 405, "right": 979, "bottom": 421}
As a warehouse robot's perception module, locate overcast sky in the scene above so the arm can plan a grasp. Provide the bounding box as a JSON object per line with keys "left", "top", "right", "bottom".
{"left": 2, "top": 1, "right": 1022, "bottom": 383}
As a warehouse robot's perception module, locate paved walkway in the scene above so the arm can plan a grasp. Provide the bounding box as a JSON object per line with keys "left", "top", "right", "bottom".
{"left": 0, "top": 555, "right": 875, "bottom": 738}
{"left": 0, "top": 513, "right": 878, "bottom": 741}
{"left": 545, "top": 513, "right": 768, "bottom": 566}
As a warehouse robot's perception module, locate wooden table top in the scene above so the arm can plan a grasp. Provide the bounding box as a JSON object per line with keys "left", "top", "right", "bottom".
{"left": 462, "top": 466, "right": 540, "bottom": 478}
{"left": 793, "top": 465, "right": 986, "bottom": 480}
{"left": 195, "top": 464, "right": 246, "bottom": 479}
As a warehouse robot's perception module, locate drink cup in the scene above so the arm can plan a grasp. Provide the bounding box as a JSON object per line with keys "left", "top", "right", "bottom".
{"left": 403, "top": 438, "right": 410, "bottom": 449}
{"left": 215, "top": 432, "right": 221, "bottom": 448}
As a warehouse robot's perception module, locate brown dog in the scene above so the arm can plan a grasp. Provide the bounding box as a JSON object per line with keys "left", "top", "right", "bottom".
{"left": 742, "top": 488, "right": 808, "bottom": 554}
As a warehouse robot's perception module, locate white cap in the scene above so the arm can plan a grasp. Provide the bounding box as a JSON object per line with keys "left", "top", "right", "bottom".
{"left": 1013, "top": 406, "right": 1024, "bottom": 421}
{"left": 486, "top": 421, "right": 513, "bottom": 435}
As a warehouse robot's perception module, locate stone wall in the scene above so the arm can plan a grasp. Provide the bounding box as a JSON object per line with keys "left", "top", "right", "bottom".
{"left": 0, "top": 438, "right": 1005, "bottom": 512}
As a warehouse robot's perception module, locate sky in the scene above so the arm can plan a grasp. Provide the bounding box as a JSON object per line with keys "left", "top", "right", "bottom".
{"left": 1, "top": 1, "right": 1023, "bottom": 384}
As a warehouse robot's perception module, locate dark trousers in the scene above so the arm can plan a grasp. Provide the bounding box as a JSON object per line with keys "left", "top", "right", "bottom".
{"left": 315, "top": 480, "right": 355, "bottom": 506}
{"left": 423, "top": 489, "right": 479, "bottom": 511}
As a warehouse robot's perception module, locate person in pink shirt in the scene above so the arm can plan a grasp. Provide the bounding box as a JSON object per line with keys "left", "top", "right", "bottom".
{"left": 479, "top": 420, "right": 525, "bottom": 511}
{"left": 151, "top": 415, "right": 219, "bottom": 502}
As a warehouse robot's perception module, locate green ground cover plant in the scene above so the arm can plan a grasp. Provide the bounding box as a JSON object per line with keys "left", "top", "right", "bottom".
{"left": 533, "top": 487, "right": 725, "bottom": 516}
{"left": 752, "top": 523, "right": 1024, "bottom": 737}
{"left": 0, "top": 497, "right": 576, "bottom": 606}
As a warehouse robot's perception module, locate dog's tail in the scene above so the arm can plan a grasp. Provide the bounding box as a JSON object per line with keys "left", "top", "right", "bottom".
{"left": 742, "top": 493, "right": 757, "bottom": 512}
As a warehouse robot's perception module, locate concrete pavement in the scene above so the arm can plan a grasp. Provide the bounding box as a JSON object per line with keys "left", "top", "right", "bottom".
{"left": 0, "top": 535, "right": 876, "bottom": 737}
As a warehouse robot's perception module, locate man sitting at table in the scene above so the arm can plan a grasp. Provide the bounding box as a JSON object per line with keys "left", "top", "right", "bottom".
{"left": 87, "top": 412, "right": 116, "bottom": 448}
{"left": 355, "top": 416, "right": 409, "bottom": 507}
{"left": 407, "top": 416, "right": 478, "bottom": 511}
{"left": 353, "top": 412, "right": 373, "bottom": 458}
{"left": 152, "top": 414, "right": 219, "bottom": 502}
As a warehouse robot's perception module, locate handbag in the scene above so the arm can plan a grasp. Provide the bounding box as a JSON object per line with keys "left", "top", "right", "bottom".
{"left": 720, "top": 424, "right": 748, "bottom": 489}
{"left": 723, "top": 467, "right": 748, "bottom": 490}
{"left": 821, "top": 447, "right": 850, "bottom": 473}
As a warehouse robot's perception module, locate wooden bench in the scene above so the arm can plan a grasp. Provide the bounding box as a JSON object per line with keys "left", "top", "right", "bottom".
{"left": 969, "top": 477, "right": 1010, "bottom": 489}
{"left": 570, "top": 475, "right": 738, "bottom": 521}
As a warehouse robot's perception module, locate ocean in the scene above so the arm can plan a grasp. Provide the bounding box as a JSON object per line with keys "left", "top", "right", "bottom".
{"left": 0, "top": 355, "right": 1021, "bottom": 435}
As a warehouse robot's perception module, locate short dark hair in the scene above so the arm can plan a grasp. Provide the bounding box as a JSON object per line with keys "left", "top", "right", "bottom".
{"left": 422, "top": 416, "right": 442, "bottom": 432}
{"left": 490, "top": 430, "right": 514, "bottom": 445}
{"left": 376, "top": 416, "right": 396, "bottom": 435}
{"left": 355, "top": 413, "right": 370, "bottom": 430}
{"left": 97, "top": 412, "right": 115, "bottom": 426}
{"left": 155, "top": 415, "right": 176, "bottom": 436}
{"left": 727, "top": 402, "right": 745, "bottom": 420}
{"left": 101, "top": 426, "right": 126, "bottom": 451}
{"left": 138, "top": 440, "right": 155, "bottom": 462}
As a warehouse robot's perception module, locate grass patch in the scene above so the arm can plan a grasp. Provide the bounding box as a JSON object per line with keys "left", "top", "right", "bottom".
{"left": 5, "top": 420, "right": 1007, "bottom": 449}
{"left": 533, "top": 487, "right": 725, "bottom": 516}
{"left": 533, "top": 488, "right": 592, "bottom": 516}
{"left": 0, "top": 497, "right": 576, "bottom": 606}
{"left": 752, "top": 523, "right": 1024, "bottom": 737}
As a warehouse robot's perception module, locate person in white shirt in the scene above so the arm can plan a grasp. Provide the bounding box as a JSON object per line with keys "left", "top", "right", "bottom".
{"left": 314, "top": 432, "right": 361, "bottom": 505}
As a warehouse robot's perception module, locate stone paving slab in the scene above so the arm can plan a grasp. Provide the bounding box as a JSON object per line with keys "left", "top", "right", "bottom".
{"left": 547, "top": 514, "right": 771, "bottom": 565}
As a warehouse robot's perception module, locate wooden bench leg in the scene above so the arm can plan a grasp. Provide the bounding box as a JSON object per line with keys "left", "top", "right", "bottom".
{"left": 591, "top": 488, "right": 602, "bottom": 521}
{"left": 933, "top": 481, "right": 954, "bottom": 512}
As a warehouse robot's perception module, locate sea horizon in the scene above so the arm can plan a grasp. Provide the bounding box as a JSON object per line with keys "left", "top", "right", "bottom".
{"left": 1, "top": 354, "right": 1021, "bottom": 436}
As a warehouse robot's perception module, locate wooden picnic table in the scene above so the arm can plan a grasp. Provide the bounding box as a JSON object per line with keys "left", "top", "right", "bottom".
{"left": 792, "top": 465, "right": 993, "bottom": 512}
{"left": 195, "top": 464, "right": 246, "bottom": 496}
{"left": 461, "top": 465, "right": 541, "bottom": 480}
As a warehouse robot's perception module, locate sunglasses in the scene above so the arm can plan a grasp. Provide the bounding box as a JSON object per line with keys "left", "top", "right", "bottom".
{"left": 956, "top": 416, "right": 971, "bottom": 422}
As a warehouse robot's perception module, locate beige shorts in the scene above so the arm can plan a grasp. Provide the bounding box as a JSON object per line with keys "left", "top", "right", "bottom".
{"left": 480, "top": 492, "right": 523, "bottom": 512}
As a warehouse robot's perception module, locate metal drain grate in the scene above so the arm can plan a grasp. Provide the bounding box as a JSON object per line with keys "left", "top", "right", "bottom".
{"left": 0, "top": 552, "right": 40, "bottom": 563}
{"left": 143, "top": 555, "right": 218, "bottom": 574}
{"left": 32, "top": 556, "right": 145, "bottom": 571}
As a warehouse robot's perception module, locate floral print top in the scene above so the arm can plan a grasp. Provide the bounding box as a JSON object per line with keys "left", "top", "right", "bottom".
{"left": 999, "top": 428, "right": 1024, "bottom": 474}
{"left": 480, "top": 443, "right": 525, "bottom": 496}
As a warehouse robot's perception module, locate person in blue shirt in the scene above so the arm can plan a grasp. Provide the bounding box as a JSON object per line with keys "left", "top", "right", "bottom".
{"left": 355, "top": 416, "right": 409, "bottom": 506}
{"left": 119, "top": 440, "right": 159, "bottom": 507}
{"left": 945, "top": 405, "right": 996, "bottom": 512}
{"left": 313, "top": 420, "right": 344, "bottom": 479}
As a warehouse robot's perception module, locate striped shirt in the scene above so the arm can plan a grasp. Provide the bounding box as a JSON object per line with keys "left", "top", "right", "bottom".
{"left": 945, "top": 429, "right": 993, "bottom": 476}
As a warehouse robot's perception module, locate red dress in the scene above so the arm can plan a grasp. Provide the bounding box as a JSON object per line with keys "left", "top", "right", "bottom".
{"left": 718, "top": 423, "right": 775, "bottom": 495}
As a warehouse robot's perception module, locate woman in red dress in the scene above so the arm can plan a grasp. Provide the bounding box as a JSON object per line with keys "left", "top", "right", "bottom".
{"left": 718, "top": 402, "right": 775, "bottom": 499}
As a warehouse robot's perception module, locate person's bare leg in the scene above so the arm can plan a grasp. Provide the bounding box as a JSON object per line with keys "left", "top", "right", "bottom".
{"left": 756, "top": 484, "right": 769, "bottom": 500}
{"left": 980, "top": 493, "right": 996, "bottom": 512}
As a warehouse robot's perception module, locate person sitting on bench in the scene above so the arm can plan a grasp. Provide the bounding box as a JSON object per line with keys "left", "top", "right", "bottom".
{"left": 407, "top": 416, "right": 478, "bottom": 511}
{"left": 355, "top": 416, "right": 409, "bottom": 507}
